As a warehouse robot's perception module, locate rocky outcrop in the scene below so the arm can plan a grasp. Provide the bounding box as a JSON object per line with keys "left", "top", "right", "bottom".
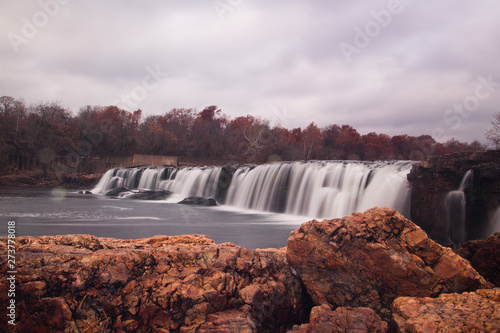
{"left": 288, "top": 304, "right": 387, "bottom": 333}
{"left": 286, "top": 207, "right": 492, "bottom": 321}
{"left": 102, "top": 187, "right": 173, "bottom": 200}
{"left": 178, "top": 196, "right": 217, "bottom": 206}
{"left": 407, "top": 150, "right": 500, "bottom": 244}
{"left": 0, "top": 234, "right": 308, "bottom": 333}
{"left": 125, "top": 189, "right": 172, "bottom": 200}
{"left": 456, "top": 232, "right": 500, "bottom": 287}
{"left": 392, "top": 288, "right": 500, "bottom": 332}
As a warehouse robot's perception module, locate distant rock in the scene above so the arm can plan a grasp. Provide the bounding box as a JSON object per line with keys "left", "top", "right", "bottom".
{"left": 103, "top": 187, "right": 172, "bottom": 200}
{"left": 392, "top": 289, "right": 500, "bottom": 332}
{"left": 126, "top": 189, "right": 172, "bottom": 200}
{"left": 178, "top": 196, "right": 217, "bottom": 206}
{"left": 456, "top": 232, "right": 500, "bottom": 287}
{"left": 288, "top": 304, "right": 387, "bottom": 333}
{"left": 78, "top": 190, "right": 93, "bottom": 194}
{"left": 0, "top": 234, "right": 308, "bottom": 332}
{"left": 287, "top": 207, "right": 492, "bottom": 321}
{"left": 104, "top": 186, "right": 130, "bottom": 196}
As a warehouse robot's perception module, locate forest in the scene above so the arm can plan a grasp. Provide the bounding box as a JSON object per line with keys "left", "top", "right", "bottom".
{"left": 0, "top": 95, "right": 486, "bottom": 174}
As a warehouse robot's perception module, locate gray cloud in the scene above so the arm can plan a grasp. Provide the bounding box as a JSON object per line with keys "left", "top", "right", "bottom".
{"left": 1, "top": 0, "right": 499, "bottom": 144}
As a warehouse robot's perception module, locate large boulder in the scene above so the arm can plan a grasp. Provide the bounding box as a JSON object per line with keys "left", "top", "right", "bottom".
{"left": 288, "top": 304, "right": 387, "bottom": 333}
{"left": 0, "top": 234, "right": 308, "bottom": 333}
{"left": 287, "top": 207, "right": 492, "bottom": 320}
{"left": 392, "top": 289, "right": 500, "bottom": 332}
{"left": 456, "top": 232, "right": 500, "bottom": 287}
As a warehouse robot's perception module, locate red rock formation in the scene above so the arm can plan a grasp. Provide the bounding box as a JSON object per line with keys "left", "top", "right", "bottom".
{"left": 286, "top": 207, "right": 492, "bottom": 320}
{"left": 288, "top": 304, "right": 387, "bottom": 333}
{"left": 392, "top": 288, "right": 500, "bottom": 332}
{"left": 456, "top": 232, "right": 500, "bottom": 287}
{"left": 0, "top": 234, "right": 308, "bottom": 333}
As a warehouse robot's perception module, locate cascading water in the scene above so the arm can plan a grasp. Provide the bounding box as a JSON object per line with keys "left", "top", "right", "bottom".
{"left": 160, "top": 167, "right": 222, "bottom": 198}
{"left": 226, "top": 161, "right": 412, "bottom": 218}
{"left": 92, "top": 161, "right": 413, "bottom": 219}
{"left": 226, "top": 163, "right": 292, "bottom": 212}
{"left": 443, "top": 169, "right": 473, "bottom": 244}
{"left": 488, "top": 206, "right": 500, "bottom": 236}
{"left": 92, "top": 166, "right": 222, "bottom": 199}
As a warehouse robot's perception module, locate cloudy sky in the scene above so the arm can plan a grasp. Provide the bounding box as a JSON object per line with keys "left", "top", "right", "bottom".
{"left": 1, "top": 0, "right": 500, "bottom": 144}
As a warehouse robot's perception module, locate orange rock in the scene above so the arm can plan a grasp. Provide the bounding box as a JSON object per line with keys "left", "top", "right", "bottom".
{"left": 0, "top": 234, "right": 308, "bottom": 333}
{"left": 392, "top": 289, "right": 500, "bottom": 333}
{"left": 288, "top": 303, "right": 387, "bottom": 333}
{"left": 287, "top": 207, "right": 492, "bottom": 321}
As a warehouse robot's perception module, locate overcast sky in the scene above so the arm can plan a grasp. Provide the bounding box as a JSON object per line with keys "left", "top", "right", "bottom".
{"left": 2, "top": 0, "right": 500, "bottom": 144}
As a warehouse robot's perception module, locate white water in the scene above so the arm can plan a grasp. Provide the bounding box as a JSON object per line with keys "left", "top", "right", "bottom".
{"left": 226, "top": 163, "right": 292, "bottom": 212}
{"left": 443, "top": 169, "right": 473, "bottom": 243}
{"left": 227, "top": 161, "right": 412, "bottom": 219}
{"left": 159, "top": 167, "right": 222, "bottom": 198}
{"left": 93, "top": 161, "right": 413, "bottom": 219}
{"left": 488, "top": 206, "right": 500, "bottom": 236}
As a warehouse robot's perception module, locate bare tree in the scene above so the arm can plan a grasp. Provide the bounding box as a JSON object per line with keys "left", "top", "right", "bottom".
{"left": 486, "top": 112, "right": 500, "bottom": 149}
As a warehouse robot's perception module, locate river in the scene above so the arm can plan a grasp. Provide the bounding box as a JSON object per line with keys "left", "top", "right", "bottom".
{"left": 0, "top": 187, "right": 305, "bottom": 249}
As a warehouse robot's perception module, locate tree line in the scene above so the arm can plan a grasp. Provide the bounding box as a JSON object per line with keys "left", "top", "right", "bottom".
{"left": 0, "top": 95, "right": 487, "bottom": 173}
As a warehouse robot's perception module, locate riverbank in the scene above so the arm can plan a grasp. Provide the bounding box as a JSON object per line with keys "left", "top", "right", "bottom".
{"left": 0, "top": 170, "right": 100, "bottom": 189}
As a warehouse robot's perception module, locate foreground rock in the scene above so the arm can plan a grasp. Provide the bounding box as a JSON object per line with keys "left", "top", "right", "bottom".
{"left": 392, "top": 288, "right": 500, "bottom": 332}
{"left": 0, "top": 234, "right": 308, "bottom": 332}
{"left": 456, "top": 232, "right": 500, "bottom": 287}
{"left": 288, "top": 304, "right": 387, "bottom": 333}
{"left": 287, "top": 207, "right": 492, "bottom": 321}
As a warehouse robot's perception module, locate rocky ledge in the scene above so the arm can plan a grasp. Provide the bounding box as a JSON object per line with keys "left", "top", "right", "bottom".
{"left": 0, "top": 234, "right": 308, "bottom": 332}
{"left": 1, "top": 207, "right": 498, "bottom": 333}
{"left": 393, "top": 289, "right": 500, "bottom": 332}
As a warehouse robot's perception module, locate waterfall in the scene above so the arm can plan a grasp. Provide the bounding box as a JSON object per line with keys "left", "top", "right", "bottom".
{"left": 227, "top": 161, "right": 412, "bottom": 218}
{"left": 225, "top": 163, "right": 292, "bottom": 212}
{"left": 92, "top": 166, "right": 222, "bottom": 199}
{"left": 443, "top": 169, "right": 473, "bottom": 243}
{"left": 92, "top": 161, "right": 413, "bottom": 219}
{"left": 159, "top": 167, "right": 222, "bottom": 198}
{"left": 488, "top": 206, "right": 500, "bottom": 236}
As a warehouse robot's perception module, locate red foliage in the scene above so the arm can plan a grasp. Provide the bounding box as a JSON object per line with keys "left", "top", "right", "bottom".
{"left": 0, "top": 95, "right": 487, "bottom": 172}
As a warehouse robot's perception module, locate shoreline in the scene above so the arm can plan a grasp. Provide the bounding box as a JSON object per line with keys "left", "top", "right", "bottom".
{"left": 0, "top": 170, "right": 100, "bottom": 189}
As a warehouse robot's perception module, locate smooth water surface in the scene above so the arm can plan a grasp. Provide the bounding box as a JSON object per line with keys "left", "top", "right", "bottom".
{"left": 0, "top": 187, "right": 305, "bottom": 249}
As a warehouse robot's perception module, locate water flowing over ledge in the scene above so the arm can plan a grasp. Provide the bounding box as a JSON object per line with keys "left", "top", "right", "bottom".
{"left": 92, "top": 160, "right": 413, "bottom": 219}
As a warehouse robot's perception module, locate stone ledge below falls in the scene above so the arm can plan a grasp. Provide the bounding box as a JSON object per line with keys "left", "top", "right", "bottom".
{"left": 1, "top": 207, "right": 498, "bottom": 333}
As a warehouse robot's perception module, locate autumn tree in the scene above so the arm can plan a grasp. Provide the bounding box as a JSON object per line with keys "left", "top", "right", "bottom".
{"left": 0, "top": 96, "right": 26, "bottom": 144}
{"left": 322, "top": 124, "right": 343, "bottom": 159}
{"left": 0, "top": 96, "right": 28, "bottom": 169}
{"left": 337, "top": 125, "right": 362, "bottom": 159}
{"left": 486, "top": 112, "right": 500, "bottom": 148}
{"left": 190, "top": 106, "right": 227, "bottom": 158}
{"left": 162, "top": 108, "right": 196, "bottom": 155}
{"left": 268, "top": 126, "right": 299, "bottom": 161}
{"left": 301, "top": 122, "right": 323, "bottom": 160}
{"left": 139, "top": 115, "right": 177, "bottom": 155}
{"left": 361, "top": 132, "right": 391, "bottom": 160}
